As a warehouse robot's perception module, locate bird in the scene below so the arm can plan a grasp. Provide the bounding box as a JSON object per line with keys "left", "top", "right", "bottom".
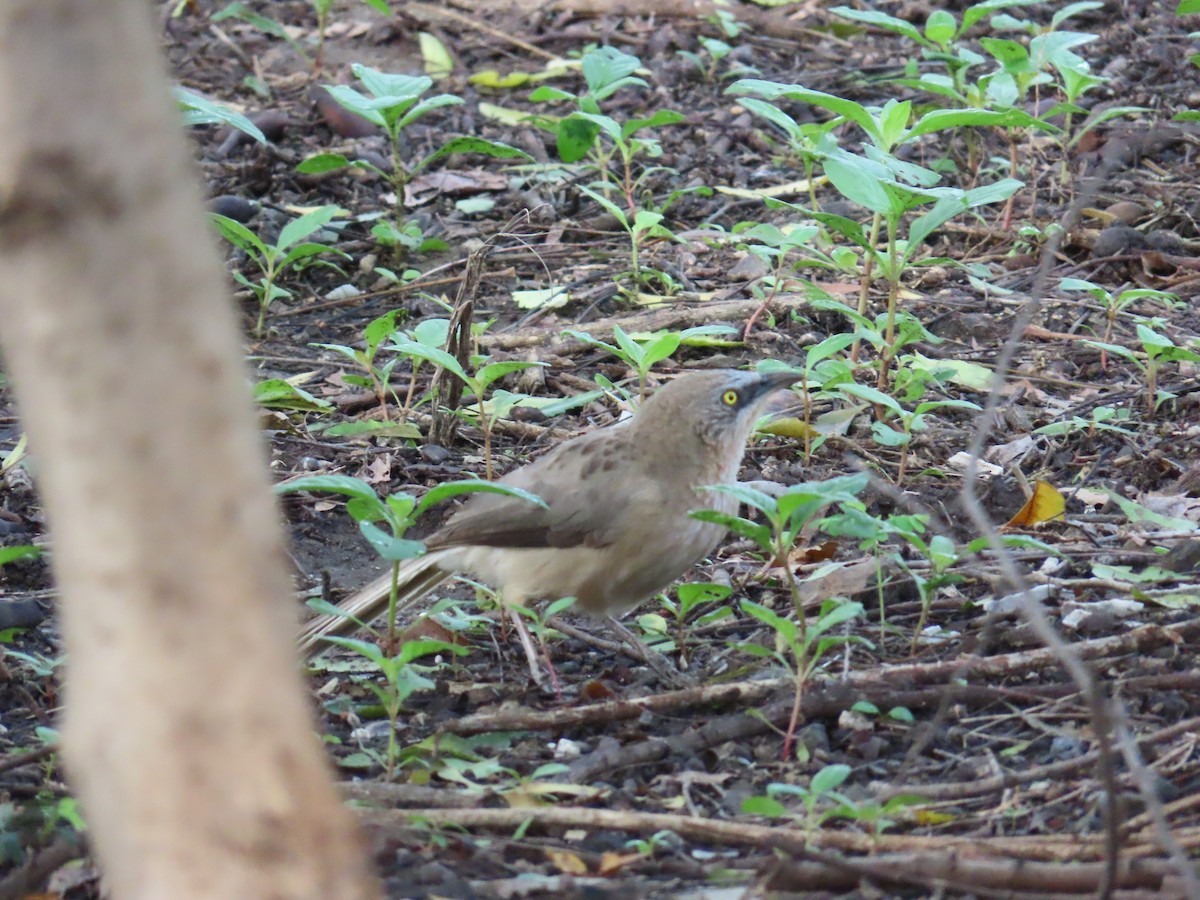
{"left": 298, "top": 368, "right": 797, "bottom": 681}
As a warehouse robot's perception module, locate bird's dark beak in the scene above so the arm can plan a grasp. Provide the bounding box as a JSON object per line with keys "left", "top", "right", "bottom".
{"left": 750, "top": 370, "right": 799, "bottom": 402}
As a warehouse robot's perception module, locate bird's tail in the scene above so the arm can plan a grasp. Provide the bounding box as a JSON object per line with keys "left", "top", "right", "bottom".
{"left": 298, "top": 553, "right": 450, "bottom": 656}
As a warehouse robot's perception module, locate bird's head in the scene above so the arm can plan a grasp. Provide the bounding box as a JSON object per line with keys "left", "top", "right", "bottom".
{"left": 634, "top": 369, "right": 797, "bottom": 468}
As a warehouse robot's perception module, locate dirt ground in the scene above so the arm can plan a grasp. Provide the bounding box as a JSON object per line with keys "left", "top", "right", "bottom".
{"left": 2, "top": 0, "right": 1200, "bottom": 896}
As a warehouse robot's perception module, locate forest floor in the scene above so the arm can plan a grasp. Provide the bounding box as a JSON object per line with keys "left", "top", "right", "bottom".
{"left": 2, "top": 0, "right": 1200, "bottom": 897}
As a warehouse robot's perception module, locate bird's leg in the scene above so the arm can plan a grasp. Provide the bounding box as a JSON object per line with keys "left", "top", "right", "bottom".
{"left": 606, "top": 616, "right": 686, "bottom": 687}
{"left": 507, "top": 606, "right": 563, "bottom": 696}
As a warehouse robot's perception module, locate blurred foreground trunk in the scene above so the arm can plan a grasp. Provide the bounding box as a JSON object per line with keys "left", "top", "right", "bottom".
{"left": 0, "top": 3, "right": 380, "bottom": 898}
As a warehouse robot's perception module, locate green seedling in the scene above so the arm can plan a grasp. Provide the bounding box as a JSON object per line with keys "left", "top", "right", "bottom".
{"left": 298, "top": 65, "right": 528, "bottom": 243}
{"left": 743, "top": 764, "right": 854, "bottom": 834}
{"left": 213, "top": 2, "right": 312, "bottom": 63}
{"left": 887, "top": 523, "right": 963, "bottom": 652}
{"left": 640, "top": 582, "right": 734, "bottom": 663}
{"left": 563, "top": 323, "right": 738, "bottom": 401}
{"left": 275, "top": 474, "right": 545, "bottom": 653}
{"left": 678, "top": 35, "right": 757, "bottom": 83}
{"left": 1086, "top": 325, "right": 1200, "bottom": 415}
{"left": 1034, "top": 405, "right": 1134, "bottom": 438}
{"left": 210, "top": 205, "right": 347, "bottom": 337}
{"left": 831, "top": 2, "right": 1040, "bottom": 110}
{"left": 326, "top": 635, "right": 466, "bottom": 779}
{"left": 575, "top": 184, "right": 710, "bottom": 296}
{"left": 729, "top": 79, "right": 1024, "bottom": 378}
{"left": 836, "top": 382, "right": 981, "bottom": 484}
{"left": 385, "top": 337, "right": 546, "bottom": 479}
{"left": 311, "top": 310, "right": 407, "bottom": 421}
{"left": 694, "top": 473, "right": 870, "bottom": 757}
{"left": 852, "top": 700, "right": 916, "bottom": 724}
{"left": 1061, "top": 279, "right": 1180, "bottom": 370}
{"left": 530, "top": 47, "right": 684, "bottom": 200}
{"left": 176, "top": 87, "right": 266, "bottom": 144}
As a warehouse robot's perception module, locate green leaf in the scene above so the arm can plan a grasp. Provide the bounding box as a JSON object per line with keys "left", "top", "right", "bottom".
{"left": 581, "top": 46, "right": 644, "bottom": 99}
{"left": 703, "top": 482, "right": 778, "bottom": 515}
{"left": 297, "top": 153, "right": 352, "bottom": 174}
{"left": 810, "top": 764, "right": 852, "bottom": 795}
{"left": 388, "top": 337, "right": 469, "bottom": 383}
{"left": 210, "top": 213, "right": 268, "bottom": 258}
{"left": 742, "top": 795, "right": 789, "bottom": 817}
{"left": 359, "top": 521, "right": 425, "bottom": 561}
{"left": 829, "top": 7, "right": 928, "bottom": 45}
{"left": 277, "top": 206, "right": 339, "bottom": 250}
{"left": 353, "top": 65, "right": 431, "bottom": 103}
{"left": 254, "top": 379, "right": 334, "bottom": 412}
{"left": 274, "top": 473, "right": 380, "bottom": 503}
{"left": 577, "top": 184, "right": 628, "bottom": 228}
{"left": 837, "top": 382, "right": 904, "bottom": 415}
{"left": 416, "top": 480, "right": 547, "bottom": 517}
{"left": 176, "top": 87, "right": 266, "bottom": 143}
{"left": 417, "top": 136, "right": 532, "bottom": 172}
{"left": 0, "top": 545, "right": 39, "bottom": 567}
{"left": 621, "top": 109, "right": 685, "bottom": 139}
{"left": 742, "top": 600, "right": 796, "bottom": 643}
{"left": 555, "top": 115, "right": 602, "bottom": 162}
{"left": 473, "top": 359, "right": 547, "bottom": 391}
{"left": 728, "top": 79, "right": 880, "bottom": 145}
{"left": 323, "top": 84, "right": 387, "bottom": 126}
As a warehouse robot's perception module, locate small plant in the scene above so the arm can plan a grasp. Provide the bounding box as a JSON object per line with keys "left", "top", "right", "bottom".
{"left": 694, "top": 473, "right": 871, "bottom": 757}
{"left": 385, "top": 337, "right": 546, "bottom": 479}
{"left": 835, "top": 382, "right": 981, "bottom": 484}
{"left": 576, "top": 185, "right": 691, "bottom": 296}
{"left": 311, "top": 310, "right": 407, "bottom": 421}
{"left": 1034, "top": 405, "right": 1134, "bottom": 437}
{"left": 330, "top": 635, "right": 466, "bottom": 779}
{"left": 210, "top": 205, "right": 347, "bottom": 337}
{"left": 1061, "top": 279, "right": 1180, "bottom": 370}
{"left": 745, "top": 763, "right": 926, "bottom": 837}
{"left": 678, "top": 35, "right": 757, "bottom": 83}
{"left": 1086, "top": 325, "right": 1200, "bottom": 415}
{"left": 638, "top": 582, "right": 735, "bottom": 664}
{"left": 298, "top": 65, "right": 528, "bottom": 246}
{"left": 728, "top": 79, "right": 1024, "bottom": 381}
{"left": 562, "top": 324, "right": 738, "bottom": 401}
{"left": 530, "top": 47, "right": 683, "bottom": 199}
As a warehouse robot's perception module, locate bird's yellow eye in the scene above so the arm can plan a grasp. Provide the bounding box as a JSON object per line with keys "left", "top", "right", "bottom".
{"left": 722, "top": 389, "right": 739, "bottom": 406}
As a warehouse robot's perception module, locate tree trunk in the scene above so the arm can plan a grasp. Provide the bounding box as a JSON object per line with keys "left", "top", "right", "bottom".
{"left": 0, "top": 3, "right": 380, "bottom": 898}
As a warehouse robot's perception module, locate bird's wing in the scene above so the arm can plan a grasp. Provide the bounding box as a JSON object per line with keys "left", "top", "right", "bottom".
{"left": 428, "top": 426, "right": 652, "bottom": 551}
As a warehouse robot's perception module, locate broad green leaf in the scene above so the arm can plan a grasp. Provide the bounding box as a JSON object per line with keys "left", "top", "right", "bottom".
{"left": 810, "top": 763, "right": 852, "bottom": 794}
{"left": 581, "top": 46, "right": 643, "bottom": 99}
{"left": 742, "top": 795, "right": 789, "bottom": 817}
{"left": 176, "top": 87, "right": 266, "bottom": 143}
{"left": 296, "top": 153, "right": 352, "bottom": 174}
{"left": 277, "top": 206, "right": 339, "bottom": 250}
{"left": 210, "top": 213, "right": 268, "bottom": 257}
{"left": 416, "top": 480, "right": 547, "bottom": 516}
{"left": 388, "top": 338, "right": 469, "bottom": 382}
{"left": 417, "top": 136, "right": 532, "bottom": 172}
{"left": 254, "top": 379, "right": 334, "bottom": 412}
{"left": 0, "top": 546, "right": 39, "bottom": 566}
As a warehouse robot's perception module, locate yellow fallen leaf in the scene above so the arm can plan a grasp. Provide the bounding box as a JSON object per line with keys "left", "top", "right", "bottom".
{"left": 758, "top": 416, "right": 819, "bottom": 440}
{"left": 1004, "top": 480, "right": 1065, "bottom": 528}
{"left": 545, "top": 848, "right": 589, "bottom": 875}
{"left": 597, "top": 851, "right": 642, "bottom": 877}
